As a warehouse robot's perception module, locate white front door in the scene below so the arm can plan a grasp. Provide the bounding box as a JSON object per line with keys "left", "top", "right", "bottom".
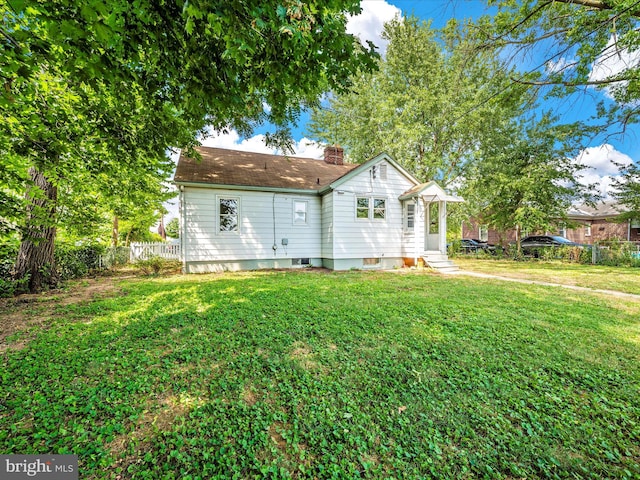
{"left": 425, "top": 201, "right": 440, "bottom": 252}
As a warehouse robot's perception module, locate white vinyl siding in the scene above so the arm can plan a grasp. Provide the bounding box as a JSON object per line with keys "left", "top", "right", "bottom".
{"left": 183, "top": 187, "right": 321, "bottom": 262}
{"left": 327, "top": 162, "right": 416, "bottom": 260}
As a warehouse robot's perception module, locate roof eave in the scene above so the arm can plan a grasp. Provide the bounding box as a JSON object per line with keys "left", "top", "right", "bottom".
{"left": 173, "top": 180, "right": 320, "bottom": 195}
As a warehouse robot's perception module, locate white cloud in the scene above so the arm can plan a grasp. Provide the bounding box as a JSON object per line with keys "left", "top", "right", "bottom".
{"left": 199, "top": 129, "right": 324, "bottom": 158}
{"left": 589, "top": 35, "right": 640, "bottom": 99}
{"left": 574, "top": 144, "right": 633, "bottom": 197}
{"left": 347, "top": 0, "right": 401, "bottom": 55}
{"left": 546, "top": 57, "right": 573, "bottom": 74}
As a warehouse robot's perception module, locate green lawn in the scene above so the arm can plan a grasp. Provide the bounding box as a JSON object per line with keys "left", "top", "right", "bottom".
{"left": 1, "top": 270, "right": 639, "bottom": 479}
{"left": 454, "top": 257, "right": 640, "bottom": 295}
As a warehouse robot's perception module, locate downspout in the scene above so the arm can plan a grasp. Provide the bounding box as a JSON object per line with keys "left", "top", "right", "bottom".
{"left": 272, "top": 193, "right": 278, "bottom": 255}
{"left": 414, "top": 197, "right": 419, "bottom": 267}
{"left": 179, "top": 185, "right": 186, "bottom": 273}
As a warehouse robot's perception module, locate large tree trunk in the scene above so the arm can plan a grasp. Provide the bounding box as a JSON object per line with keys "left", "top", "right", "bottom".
{"left": 14, "top": 167, "right": 59, "bottom": 293}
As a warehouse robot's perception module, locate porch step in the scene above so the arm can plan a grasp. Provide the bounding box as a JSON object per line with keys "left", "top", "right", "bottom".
{"left": 422, "top": 254, "right": 459, "bottom": 273}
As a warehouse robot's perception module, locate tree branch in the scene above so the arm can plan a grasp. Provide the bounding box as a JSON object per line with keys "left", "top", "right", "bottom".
{"left": 510, "top": 75, "right": 633, "bottom": 86}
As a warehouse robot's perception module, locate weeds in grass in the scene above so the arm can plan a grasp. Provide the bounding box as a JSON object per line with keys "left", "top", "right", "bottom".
{"left": 1, "top": 271, "right": 639, "bottom": 478}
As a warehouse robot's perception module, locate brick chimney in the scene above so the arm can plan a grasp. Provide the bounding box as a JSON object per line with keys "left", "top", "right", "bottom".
{"left": 324, "top": 145, "right": 344, "bottom": 165}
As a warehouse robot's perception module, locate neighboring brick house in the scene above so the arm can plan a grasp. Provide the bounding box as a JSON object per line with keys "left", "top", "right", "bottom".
{"left": 462, "top": 200, "right": 640, "bottom": 246}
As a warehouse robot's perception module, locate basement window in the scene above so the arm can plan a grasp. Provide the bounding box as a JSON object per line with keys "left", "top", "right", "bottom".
{"left": 292, "top": 258, "right": 311, "bottom": 266}
{"left": 363, "top": 258, "right": 381, "bottom": 267}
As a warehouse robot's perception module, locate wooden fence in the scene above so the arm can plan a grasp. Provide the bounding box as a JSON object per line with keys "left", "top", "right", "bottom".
{"left": 130, "top": 242, "right": 181, "bottom": 261}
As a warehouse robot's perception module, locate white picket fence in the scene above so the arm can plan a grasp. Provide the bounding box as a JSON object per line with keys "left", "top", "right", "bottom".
{"left": 130, "top": 242, "right": 181, "bottom": 261}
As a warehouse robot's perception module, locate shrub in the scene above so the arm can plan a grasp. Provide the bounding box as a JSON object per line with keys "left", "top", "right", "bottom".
{"left": 135, "top": 256, "right": 181, "bottom": 276}
{"left": 0, "top": 241, "right": 22, "bottom": 297}
{"left": 55, "top": 243, "right": 105, "bottom": 280}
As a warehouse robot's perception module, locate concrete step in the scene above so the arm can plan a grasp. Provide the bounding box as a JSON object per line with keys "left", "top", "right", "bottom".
{"left": 422, "top": 257, "right": 459, "bottom": 273}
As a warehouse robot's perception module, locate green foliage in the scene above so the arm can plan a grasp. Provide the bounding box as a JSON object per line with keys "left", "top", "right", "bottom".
{"left": 463, "top": 115, "right": 595, "bottom": 249}
{"left": 165, "top": 218, "right": 179, "bottom": 239}
{"left": 309, "top": 16, "right": 529, "bottom": 185}
{"left": 54, "top": 243, "right": 105, "bottom": 280}
{"left": 1, "top": 271, "right": 639, "bottom": 478}
{"left": 612, "top": 162, "right": 640, "bottom": 222}
{"left": 485, "top": 0, "right": 640, "bottom": 131}
{"left": 0, "top": 241, "right": 24, "bottom": 297}
{"left": 1, "top": 0, "right": 378, "bottom": 290}
{"left": 134, "top": 256, "right": 181, "bottom": 276}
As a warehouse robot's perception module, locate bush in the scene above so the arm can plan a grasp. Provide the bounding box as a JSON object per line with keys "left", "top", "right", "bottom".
{"left": 0, "top": 241, "right": 23, "bottom": 297}
{"left": 135, "top": 256, "right": 181, "bottom": 276}
{"left": 55, "top": 243, "right": 105, "bottom": 280}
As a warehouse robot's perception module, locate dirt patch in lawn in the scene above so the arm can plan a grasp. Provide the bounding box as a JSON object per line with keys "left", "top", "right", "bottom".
{"left": 0, "top": 273, "right": 132, "bottom": 353}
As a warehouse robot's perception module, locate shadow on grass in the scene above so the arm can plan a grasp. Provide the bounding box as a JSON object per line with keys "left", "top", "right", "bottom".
{"left": 1, "top": 271, "right": 639, "bottom": 478}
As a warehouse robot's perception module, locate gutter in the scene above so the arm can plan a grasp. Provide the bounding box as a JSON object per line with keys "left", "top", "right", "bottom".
{"left": 173, "top": 180, "right": 319, "bottom": 196}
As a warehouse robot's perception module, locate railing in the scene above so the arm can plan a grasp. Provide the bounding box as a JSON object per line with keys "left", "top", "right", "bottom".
{"left": 129, "top": 242, "right": 181, "bottom": 261}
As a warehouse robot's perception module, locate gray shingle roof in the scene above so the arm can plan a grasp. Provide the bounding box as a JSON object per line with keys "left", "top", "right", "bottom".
{"left": 174, "top": 147, "right": 358, "bottom": 191}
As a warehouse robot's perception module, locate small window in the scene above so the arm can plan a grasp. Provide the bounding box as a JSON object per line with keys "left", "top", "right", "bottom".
{"left": 356, "top": 197, "right": 370, "bottom": 219}
{"left": 585, "top": 224, "right": 591, "bottom": 237}
{"left": 558, "top": 223, "right": 567, "bottom": 238}
{"left": 373, "top": 199, "right": 386, "bottom": 220}
{"left": 219, "top": 197, "right": 239, "bottom": 232}
{"left": 363, "top": 258, "right": 380, "bottom": 266}
{"left": 406, "top": 203, "right": 415, "bottom": 229}
{"left": 479, "top": 225, "right": 488, "bottom": 242}
{"left": 293, "top": 200, "right": 308, "bottom": 225}
{"left": 292, "top": 258, "right": 310, "bottom": 266}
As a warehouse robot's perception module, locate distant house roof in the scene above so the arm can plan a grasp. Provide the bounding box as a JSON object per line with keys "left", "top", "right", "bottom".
{"left": 568, "top": 200, "right": 626, "bottom": 220}
{"left": 174, "top": 147, "right": 358, "bottom": 192}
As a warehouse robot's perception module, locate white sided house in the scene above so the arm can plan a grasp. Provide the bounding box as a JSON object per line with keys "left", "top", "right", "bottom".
{"left": 174, "top": 146, "right": 461, "bottom": 273}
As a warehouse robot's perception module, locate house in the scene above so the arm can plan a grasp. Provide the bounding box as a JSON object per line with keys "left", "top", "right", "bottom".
{"left": 173, "top": 146, "right": 462, "bottom": 273}
{"left": 463, "top": 200, "right": 640, "bottom": 245}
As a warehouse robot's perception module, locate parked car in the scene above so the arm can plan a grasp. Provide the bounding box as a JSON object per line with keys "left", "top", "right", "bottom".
{"left": 469, "top": 238, "right": 503, "bottom": 254}
{"left": 449, "top": 238, "right": 499, "bottom": 255}
{"left": 517, "top": 235, "right": 582, "bottom": 257}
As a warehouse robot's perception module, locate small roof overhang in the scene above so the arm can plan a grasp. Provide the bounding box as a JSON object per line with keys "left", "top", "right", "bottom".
{"left": 399, "top": 181, "right": 464, "bottom": 203}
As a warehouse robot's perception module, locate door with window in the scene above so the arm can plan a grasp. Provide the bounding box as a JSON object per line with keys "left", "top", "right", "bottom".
{"left": 425, "top": 201, "right": 440, "bottom": 252}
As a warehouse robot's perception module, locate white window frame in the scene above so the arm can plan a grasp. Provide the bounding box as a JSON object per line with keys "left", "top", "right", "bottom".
{"left": 217, "top": 196, "right": 240, "bottom": 234}
{"left": 479, "top": 224, "right": 488, "bottom": 242}
{"left": 405, "top": 202, "right": 415, "bottom": 231}
{"left": 372, "top": 198, "right": 386, "bottom": 221}
{"left": 356, "top": 197, "right": 370, "bottom": 220}
{"left": 585, "top": 224, "right": 591, "bottom": 237}
{"left": 293, "top": 200, "right": 308, "bottom": 225}
{"left": 355, "top": 196, "right": 387, "bottom": 221}
{"left": 558, "top": 223, "right": 567, "bottom": 238}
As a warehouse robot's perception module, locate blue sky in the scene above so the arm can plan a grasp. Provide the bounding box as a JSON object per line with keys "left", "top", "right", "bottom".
{"left": 174, "top": 0, "right": 638, "bottom": 220}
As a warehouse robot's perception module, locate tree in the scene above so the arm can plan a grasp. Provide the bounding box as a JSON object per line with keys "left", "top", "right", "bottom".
{"left": 612, "top": 162, "right": 640, "bottom": 221}
{"left": 1, "top": 0, "right": 378, "bottom": 291}
{"left": 165, "top": 218, "right": 180, "bottom": 239}
{"left": 308, "top": 16, "right": 530, "bottom": 186}
{"left": 481, "top": 0, "right": 640, "bottom": 133}
{"left": 462, "top": 114, "right": 595, "bottom": 252}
